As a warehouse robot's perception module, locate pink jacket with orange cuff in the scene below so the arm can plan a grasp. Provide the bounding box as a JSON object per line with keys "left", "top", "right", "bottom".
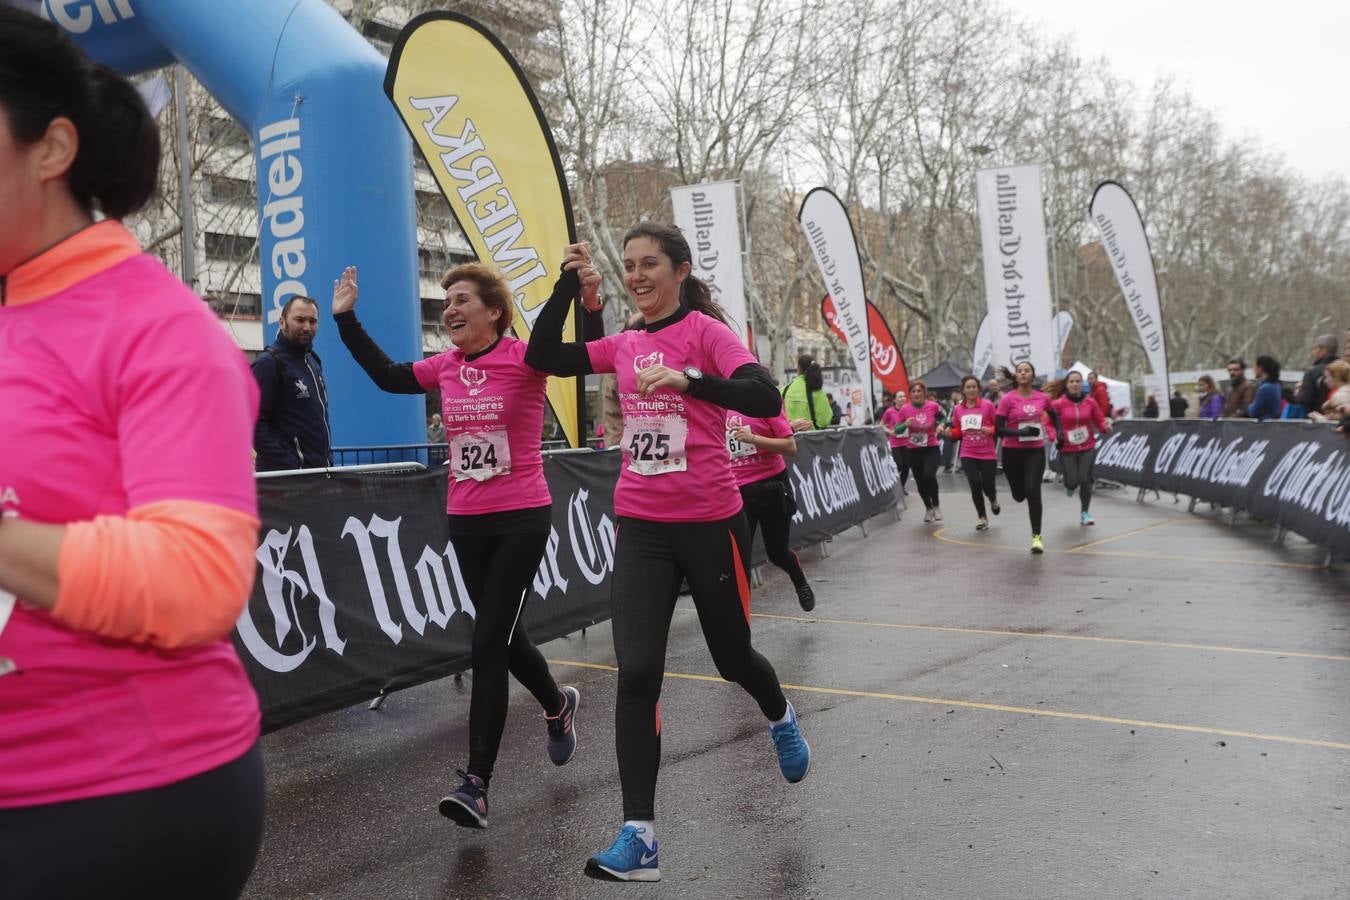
{"left": 0, "top": 221, "right": 262, "bottom": 808}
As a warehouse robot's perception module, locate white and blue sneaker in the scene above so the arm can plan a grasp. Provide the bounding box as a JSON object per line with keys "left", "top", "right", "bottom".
{"left": 769, "top": 701, "right": 810, "bottom": 783}
{"left": 585, "top": 825, "right": 660, "bottom": 882}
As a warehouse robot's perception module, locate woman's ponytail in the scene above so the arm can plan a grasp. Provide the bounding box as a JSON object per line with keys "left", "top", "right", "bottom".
{"left": 680, "top": 273, "right": 729, "bottom": 326}
{"left": 69, "top": 66, "right": 160, "bottom": 219}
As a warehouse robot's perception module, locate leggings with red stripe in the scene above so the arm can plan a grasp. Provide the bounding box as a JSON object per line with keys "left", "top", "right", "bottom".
{"left": 611, "top": 514, "right": 789, "bottom": 821}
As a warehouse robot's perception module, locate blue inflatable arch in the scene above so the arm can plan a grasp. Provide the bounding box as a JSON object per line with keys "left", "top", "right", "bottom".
{"left": 38, "top": 0, "right": 423, "bottom": 448}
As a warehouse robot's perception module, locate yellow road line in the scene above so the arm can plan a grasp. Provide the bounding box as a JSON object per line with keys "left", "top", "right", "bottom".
{"left": 546, "top": 659, "right": 1350, "bottom": 752}
{"left": 1073, "top": 548, "right": 1328, "bottom": 570}
{"left": 929, "top": 527, "right": 1326, "bottom": 570}
{"left": 745, "top": 611, "right": 1350, "bottom": 663}
{"left": 1063, "top": 518, "right": 1184, "bottom": 552}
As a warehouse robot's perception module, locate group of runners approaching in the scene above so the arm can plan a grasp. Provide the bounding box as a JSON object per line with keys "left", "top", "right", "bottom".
{"left": 883, "top": 362, "right": 1112, "bottom": 553}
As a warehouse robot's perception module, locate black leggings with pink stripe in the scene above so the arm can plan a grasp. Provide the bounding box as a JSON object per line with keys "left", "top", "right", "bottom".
{"left": 611, "top": 514, "right": 789, "bottom": 821}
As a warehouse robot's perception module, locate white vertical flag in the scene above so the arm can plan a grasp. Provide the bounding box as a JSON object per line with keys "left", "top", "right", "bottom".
{"left": 972, "top": 314, "right": 994, "bottom": 380}
{"left": 975, "top": 164, "right": 1056, "bottom": 375}
{"left": 1089, "top": 181, "right": 1170, "bottom": 417}
{"left": 670, "top": 181, "right": 750, "bottom": 347}
{"left": 798, "top": 188, "right": 874, "bottom": 418}
{"left": 1055, "top": 310, "right": 1074, "bottom": 362}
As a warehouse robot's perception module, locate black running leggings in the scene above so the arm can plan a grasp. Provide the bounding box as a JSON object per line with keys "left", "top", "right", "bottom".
{"left": 0, "top": 744, "right": 264, "bottom": 899}
{"left": 1060, "top": 447, "right": 1096, "bottom": 512}
{"left": 891, "top": 446, "right": 909, "bottom": 489}
{"left": 960, "top": 456, "right": 999, "bottom": 518}
{"left": 1001, "top": 446, "right": 1046, "bottom": 535}
{"left": 451, "top": 530, "right": 564, "bottom": 785}
{"left": 908, "top": 446, "right": 941, "bottom": 510}
{"left": 740, "top": 473, "right": 806, "bottom": 588}
{"left": 611, "top": 514, "right": 789, "bottom": 821}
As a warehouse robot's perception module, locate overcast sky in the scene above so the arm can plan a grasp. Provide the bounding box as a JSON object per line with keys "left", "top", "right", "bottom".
{"left": 1006, "top": 0, "right": 1349, "bottom": 183}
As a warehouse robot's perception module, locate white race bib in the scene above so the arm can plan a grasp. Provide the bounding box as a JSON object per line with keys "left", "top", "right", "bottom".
{"left": 623, "top": 416, "right": 689, "bottom": 476}
{"left": 1067, "top": 426, "right": 1090, "bottom": 446}
{"left": 727, "top": 428, "right": 758, "bottom": 460}
{"left": 450, "top": 429, "right": 512, "bottom": 482}
{"left": 909, "top": 431, "right": 930, "bottom": 448}
{"left": 960, "top": 414, "right": 984, "bottom": 432}
{"left": 1021, "top": 422, "right": 1045, "bottom": 441}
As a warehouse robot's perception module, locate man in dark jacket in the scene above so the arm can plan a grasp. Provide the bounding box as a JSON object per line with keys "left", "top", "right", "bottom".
{"left": 1294, "top": 334, "right": 1340, "bottom": 416}
{"left": 252, "top": 295, "right": 332, "bottom": 471}
{"left": 1168, "top": 390, "right": 1188, "bottom": 418}
{"left": 1221, "top": 358, "right": 1256, "bottom": 418}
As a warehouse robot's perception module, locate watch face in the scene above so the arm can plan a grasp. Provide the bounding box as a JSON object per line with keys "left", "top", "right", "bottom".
{"left": 684, "top": 367, "right": 703, "bottom": 380}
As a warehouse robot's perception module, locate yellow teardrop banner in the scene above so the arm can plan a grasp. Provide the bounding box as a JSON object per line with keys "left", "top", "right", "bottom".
{"left": 385, "top": 12, "right": 581, "bottom": 447}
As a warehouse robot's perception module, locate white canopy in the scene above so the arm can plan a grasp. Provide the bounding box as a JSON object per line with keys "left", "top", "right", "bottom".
{"left": 1067, "top": 361, "right": 1133, "bottom": 417}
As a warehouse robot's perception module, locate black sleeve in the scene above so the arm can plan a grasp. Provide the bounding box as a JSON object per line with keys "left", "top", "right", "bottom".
{"left": 523, "top": 268, "right": 594, "bottom": 376}
{"left": 1046, "top": 405, "right": 1062, "bottom": 440}
{"left": 994, "top": 414, "right": 1021, "bottom": 438}
{"left": 581, "top": 307, "right": 606, "bottom": 343}
{"left": 687, "top": 363, "right": 781, "bottom": 417}
{"left": 333, "top": 311, "right": 425, "bottom": 394}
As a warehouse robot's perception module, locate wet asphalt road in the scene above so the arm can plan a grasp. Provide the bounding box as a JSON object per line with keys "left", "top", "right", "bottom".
{"left": 243, "top": 474, "right": 1350, "bottom": 899}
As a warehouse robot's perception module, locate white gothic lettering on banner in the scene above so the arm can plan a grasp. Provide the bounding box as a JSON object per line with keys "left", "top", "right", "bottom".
{"left": 238, "top": 525, "right": 346, "bottom": 673}
{"left": 1264, "top": 442, "right": 1350, "bottom": 525}
{"left": 566, "top": 488, "right": 617, "bottom": 586}
{"left": 798, "top": 189, "right": 875, "bottom": 418}
{"left": 975, "top": 164, "right": 1056, "bottom": 374}
{"left": 671, "top": 181, "right": 750, "bottom": 346}
{"left": 1094, "top": 430, "right": 1152, "bottom": 473}
{"left": 1089, "top": 181, "right": 1171, "bottom": 415}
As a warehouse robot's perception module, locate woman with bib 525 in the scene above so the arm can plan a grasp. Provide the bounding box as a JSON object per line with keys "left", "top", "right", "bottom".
{"left": 527, "top": 223, "right": 810, "bottom": 884}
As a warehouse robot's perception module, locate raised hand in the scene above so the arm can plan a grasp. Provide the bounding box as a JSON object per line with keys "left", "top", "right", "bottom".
{"left": 562, "top": 241, "right": 603, "bottom": 312}
{"left": 332, "top": 266, "right": 358, "bottom": 315}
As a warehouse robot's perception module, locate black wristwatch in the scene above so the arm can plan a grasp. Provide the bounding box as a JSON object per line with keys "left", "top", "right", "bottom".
{"left": 682, "top": 367, "right": 704, "bottom": 395}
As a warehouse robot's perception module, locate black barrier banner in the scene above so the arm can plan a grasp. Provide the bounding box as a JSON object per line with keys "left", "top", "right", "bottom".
{"left": 781, "top": 427, "right": 901, "bottom": 550}
{"left": 235, "top": 453, "right": 620, "bottom": 732}
{"left": 235, "top": 429, "right": 898, "bottom": 731}
{"left": 1094, "top": 420, "right": 1350, "bottom": 559}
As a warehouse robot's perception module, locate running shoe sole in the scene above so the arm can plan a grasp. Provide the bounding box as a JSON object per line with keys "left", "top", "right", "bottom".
{"left": 585, "top": 860, "right": 661, "bottom": 882}
{"left": 438, "top": 794, "right": 488, "bottom": 829}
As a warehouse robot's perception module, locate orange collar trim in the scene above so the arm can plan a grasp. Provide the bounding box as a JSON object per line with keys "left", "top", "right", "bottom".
{"left": 3, "top": 220, "right": 143, "bottom": 308}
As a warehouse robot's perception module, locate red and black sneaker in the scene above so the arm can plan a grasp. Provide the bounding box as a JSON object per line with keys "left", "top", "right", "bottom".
{"left": 545, "top": 686, "right": 580, "bottom": 766}
{"left": 438, "top": 769, "right": 488, "bottom": 829}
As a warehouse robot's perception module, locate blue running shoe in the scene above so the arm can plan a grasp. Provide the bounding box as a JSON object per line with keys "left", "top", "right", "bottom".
{"left": 438, "top": 769, "right": 488, "bottom": 829}
{"left": 769, "top": 701, "right": 810, "bottom": 783}
{"left": 584, "top": 825, "right": 660, "bottom": 882}
{"left": 546, "top": 686, "right": 580, "bottom": 766}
